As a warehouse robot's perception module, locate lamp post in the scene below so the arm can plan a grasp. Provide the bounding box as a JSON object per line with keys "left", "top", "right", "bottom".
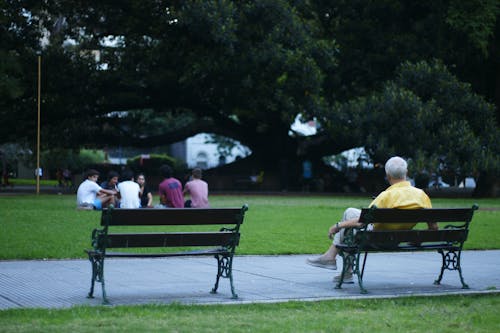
{"left": 36, "top": 54, "right": 41, "bottom": 195}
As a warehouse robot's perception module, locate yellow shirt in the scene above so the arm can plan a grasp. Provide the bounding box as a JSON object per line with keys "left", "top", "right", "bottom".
{"left": 368, "top": 181, "right": 432, "bottom": 230}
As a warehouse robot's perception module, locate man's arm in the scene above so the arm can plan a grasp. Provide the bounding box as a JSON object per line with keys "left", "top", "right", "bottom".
{"left": 98, "top": 188, "right": 116, "bottom": 196}
{"left": 328, "top": 217, "right": 363, "bottom": 239}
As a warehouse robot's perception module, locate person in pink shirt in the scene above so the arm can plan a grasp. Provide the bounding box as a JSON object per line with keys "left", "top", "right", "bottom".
{"left": 158, "top": 164, "right": 184, "bottom": 208}
{"left": 183, "top": 168, "right": 209, "bottom": 208}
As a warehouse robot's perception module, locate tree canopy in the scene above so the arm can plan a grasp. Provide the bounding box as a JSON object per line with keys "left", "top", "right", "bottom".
{"left": 1, "top": 0, "right": 499, "bottom": 190}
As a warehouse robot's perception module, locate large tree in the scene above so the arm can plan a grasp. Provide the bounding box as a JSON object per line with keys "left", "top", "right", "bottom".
{"left": 3, "top": 1, "right": 343, "bottom": 174}
{"left": 1, "top": 0, "right": 499, "bottom": 191}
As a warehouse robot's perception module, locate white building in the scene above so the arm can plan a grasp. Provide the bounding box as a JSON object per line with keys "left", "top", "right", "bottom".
{"left": 170, "top": 133, "right": 250, "bottom": 169}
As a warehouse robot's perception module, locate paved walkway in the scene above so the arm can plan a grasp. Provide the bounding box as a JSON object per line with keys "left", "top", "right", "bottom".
{"left": 1, "top": 250, "right": 499, "bottom": 309}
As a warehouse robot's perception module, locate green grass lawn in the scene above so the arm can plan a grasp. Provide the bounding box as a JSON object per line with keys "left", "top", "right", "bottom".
{"left": 0, "top": 295, "right": 499, "bottom": 333}
{"left": 1, "top": 194, "right": 499, "bottom": 332}
{"left": 0, "top": 194, "right": 498, "bottom": 259}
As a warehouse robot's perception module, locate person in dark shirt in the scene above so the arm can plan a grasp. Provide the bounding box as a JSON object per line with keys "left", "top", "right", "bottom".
{"left": 136, "top": 173, "right": 153, "bottom": 208}
{"left": 158, "top": 165, "right": 183, "bottom": 208}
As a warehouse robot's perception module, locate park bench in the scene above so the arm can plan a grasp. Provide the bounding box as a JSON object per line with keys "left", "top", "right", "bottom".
{"left": 335, "top": 205, "right": 478, "bottom": 293}
{"left": 85, "top": 204, "right": 248, "bottom": 304}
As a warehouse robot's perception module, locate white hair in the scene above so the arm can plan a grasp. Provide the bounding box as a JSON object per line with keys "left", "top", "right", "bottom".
{"left": 385, "top": 156, "right": 407, "bottom": 180}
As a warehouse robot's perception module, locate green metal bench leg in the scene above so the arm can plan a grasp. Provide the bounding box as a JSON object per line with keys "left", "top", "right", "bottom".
{"left": 101, "top": 280, "right": 109, "bottom": 305}
{"left": 354, "top": 252, "right": 367, "bottom": 294}
{"left": 434, "top": 250, "right": 469, "bottom": 289}
{"left": 211, "top": 254, "right": 238, "bottom": 299}
{"left": 211, "top": 255, "right": 223, "bottom": 294}
{"left": 335, "top": 251, "right": 367, "bottom": 293}
{"left": 87, "top": 254, "right": 97, "bottom": 299}
{"left": 360, "top": 252, "right": 368, "bottom": 280}
{"left": 228, "top": 256, "right": 238, "bottom": 299}
{"left": 87, "top": 253, "right": 109, "bottom": 304}
{"left": 98, "top": 258, "right": 109, "bottom": 304}
{"left": 434, "top": 250, "right": 446, "bottom": 285}
{"left": 334, "top": 252, "right": 347, "bottom": 290}
{"left": 456, "top": 251, "right": 469, "bottom": 289}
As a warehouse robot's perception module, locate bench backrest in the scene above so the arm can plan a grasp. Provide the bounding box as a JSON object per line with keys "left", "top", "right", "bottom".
{"left": 93, "top": 205, "right": 248, "bottom": 251}
{"left": 101, "top": 206, "right": 247, "bottom": 227}
{"left": 100, "top": 232, "right": 239, "bottom": 249}
{"left": 352, "top": 205, "right": 478, "bottom": 249}
{"left": 358, "top": 206, "right": 477, "bottom": 225}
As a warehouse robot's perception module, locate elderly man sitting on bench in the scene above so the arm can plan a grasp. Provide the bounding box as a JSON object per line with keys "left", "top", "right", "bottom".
{"left": 307, "top": 156, "right": 437, "bottom": 283}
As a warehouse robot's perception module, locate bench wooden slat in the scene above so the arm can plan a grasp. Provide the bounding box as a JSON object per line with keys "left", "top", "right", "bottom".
{"left": 356, "top": 229, "right": 468, "bottom": 245}
{"left": 89, "top": 248, "right": 231, "bottom": 258}
{"left": 106, "top": 232, "right": 238, "bottom": 248}
{"left": 337, "top": 243, "right": 461, "bottom": 252}
{"left": 101, "top": 208, "right": 244, "bottom": 226}
{"left": 359, "top": 208, "right": 474, "bottom": 224}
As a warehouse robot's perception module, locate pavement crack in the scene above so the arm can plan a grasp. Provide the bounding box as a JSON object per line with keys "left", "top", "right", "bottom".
{"left": 0, "top": 294, "right": 24, "bottom": 307}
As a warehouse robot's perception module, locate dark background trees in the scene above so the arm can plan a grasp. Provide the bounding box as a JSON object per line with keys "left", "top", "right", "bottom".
{"left": 1, "top": 0, "right": 499, "bottom": 194}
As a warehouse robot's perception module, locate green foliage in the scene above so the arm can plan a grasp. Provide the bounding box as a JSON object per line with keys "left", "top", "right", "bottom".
{"left": 0, "top": 1, "right": 499, "bottom": 189}
{"left": 41, "top": 149, "right": 106, "bottom": 174}
{"left": 0, "top": 143, "right": 32, "bottom": 172}
{"left": 396, "top": 60, "right": 500, "bottom": 174}
{"left": 320, "top": 0, "right": 499, "bottom": 101}
{"left": 446, "top": 0, "right": 500, "bottom": 55}
{"left": 0, "top": 50, "right": 24, "bottom": 100}
{"left": 1, "top": 1, "right": 337, "bottom": 158}
{"left": 327, "top": 60, "right": 500, "bottom": 177}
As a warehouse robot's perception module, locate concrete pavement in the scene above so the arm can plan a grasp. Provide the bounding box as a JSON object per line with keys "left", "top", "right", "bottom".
{"left": 0, "top": 250, "right": 499, "bottom": 309}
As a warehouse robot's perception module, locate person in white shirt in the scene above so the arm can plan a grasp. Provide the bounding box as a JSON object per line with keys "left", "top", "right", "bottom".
{"left": 117, "top": 170, "right": 141, "bottom": 208}
{"left": 76, "top": 169, "right": 117, "bottom": 210}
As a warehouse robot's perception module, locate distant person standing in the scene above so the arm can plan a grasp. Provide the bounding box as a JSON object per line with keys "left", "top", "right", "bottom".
{"left": 183, "top": 168, "right": 209, "bottom": 208}
{"left": 158, "top": 165, "right": 184, "bottom": 208}
{"left": 136, "top": 173, "right": 153, "bottom": 208}
{"left": 117, "top": 170, "right": 141, "bottom": 209}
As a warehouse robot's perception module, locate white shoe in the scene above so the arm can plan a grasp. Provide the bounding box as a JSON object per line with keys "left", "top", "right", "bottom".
{"left": 306, "top": 257, "right": 337, "bottom": 270}
{"left": 333, "top": 271, "right": 354, "bottom": 284}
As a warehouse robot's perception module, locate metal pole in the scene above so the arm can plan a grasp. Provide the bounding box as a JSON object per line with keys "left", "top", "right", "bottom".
{"left": 36, "top": 55, "right": 41, "bottom": 195}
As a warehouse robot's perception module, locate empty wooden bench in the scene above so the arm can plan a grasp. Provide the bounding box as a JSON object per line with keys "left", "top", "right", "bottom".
{"left": 335, "top": 205, "right": 478, "bottom": 293}
{"left": 85, "top": 204, "right": 248, "bottom": 303}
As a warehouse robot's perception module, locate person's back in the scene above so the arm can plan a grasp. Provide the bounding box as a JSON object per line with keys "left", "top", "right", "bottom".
{"left": 158, "top": 165, "right": 184, "bottom": 208}
{"left": 369, "top": 178, "right": 431, "bottom": 230}
{"left": 118, "top": 171, "right": 141, "bottom": 209}
{"left": 184, "top": 170, "right": 209, "bottom": 208}
{"left": 77, "top": 179, "right": 100, "bottom": 206}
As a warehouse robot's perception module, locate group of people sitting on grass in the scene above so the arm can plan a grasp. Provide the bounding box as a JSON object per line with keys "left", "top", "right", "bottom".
{"left": 76, "top": 165, "right": 209, "bottom": 210}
